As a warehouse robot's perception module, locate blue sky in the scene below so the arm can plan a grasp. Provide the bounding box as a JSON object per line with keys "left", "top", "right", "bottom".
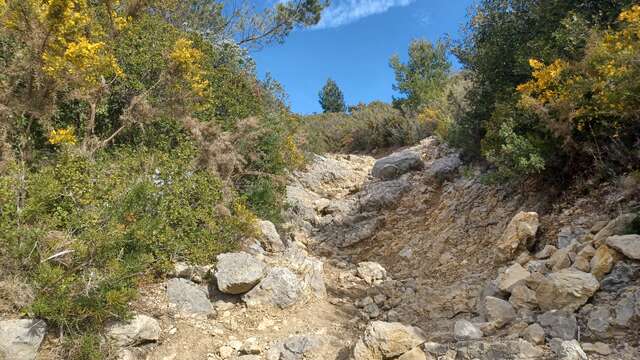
{"left": 251, "top": 0, "right": 473, "bottom": 114}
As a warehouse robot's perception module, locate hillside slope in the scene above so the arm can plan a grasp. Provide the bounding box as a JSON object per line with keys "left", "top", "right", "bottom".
{"left": 3, "top": 137, "right": 639, "bottom": 360}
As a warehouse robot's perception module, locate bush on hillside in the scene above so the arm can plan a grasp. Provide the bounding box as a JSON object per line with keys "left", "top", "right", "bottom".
{"left": 0, "top": 145, "right": 256, "bottom": 344}
{"left": 299, "top": 101, "right": 433, "bottom": 154}
{"left": 450, "top": 0, "right": 636, "bottom": 161}
{"left": 513, "top": 5, "right": 640, "bottom": 175}
{"left": 0, "top": 1, "right": 313, "bottom": 357}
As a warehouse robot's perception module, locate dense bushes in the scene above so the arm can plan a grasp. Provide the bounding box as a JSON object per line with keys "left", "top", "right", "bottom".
{"left": 1, "top": 144, "right": 256, "bottom": 339}
{"left": 299, "top": 101, "right": 433, "bottom": 154}
{"left": 0, "top": 1, "right": 320, "bottom": 357}
{"left": 445, "top": 0, "right": 639, "bottom": 180}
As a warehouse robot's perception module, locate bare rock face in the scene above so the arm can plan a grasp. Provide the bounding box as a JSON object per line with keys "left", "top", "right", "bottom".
{"left": 242, "top": 267, "right": 303, "bottom": 309}
{"left": 0, "top": 319, "right": 46, "bottom": 360}
{"left": 359, "top": 178, "right": 411, "bottom": 212}
{"left": 372, "top": 151, "right": 424, "bottom": 180}
{"left": 106, "top": 314, "right": 160, "bottom": 347}
{"left": 606, "top": 234, "right": 640, "bottom": 260}
{"left": 535, "top": 269, "right": 599, "bottom": 312}
{"left": 497, "top": 212, "right": 539, "bottom": 260}
{"left": 353, "top": 321, "right": 426, "bottom": 360}
{"left": 215, "top": 252, "right": 266, "bottom": 295}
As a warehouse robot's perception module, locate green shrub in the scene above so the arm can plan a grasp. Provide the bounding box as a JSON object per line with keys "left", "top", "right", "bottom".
{"left": 1, "top": 145, "right": 257, "bottom": 357}
{"left": 451, "top": 0, "right": 637, "bottom": 163}
{"left": 300, "top": 101, "right": 432, "bottom": 154}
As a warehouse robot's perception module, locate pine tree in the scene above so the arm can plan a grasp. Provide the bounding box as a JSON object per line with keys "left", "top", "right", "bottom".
{"left": 318, "top": 78, "right": 346, "bottom": 113}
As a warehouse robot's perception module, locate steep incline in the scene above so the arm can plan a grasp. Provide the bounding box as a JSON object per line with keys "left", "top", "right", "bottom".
{"left": 20, "top": 137, "right": 639, "bottom": 360}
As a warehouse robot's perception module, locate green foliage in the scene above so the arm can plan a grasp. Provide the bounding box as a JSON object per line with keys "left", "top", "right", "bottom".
{"left": 390, "top": 39, "right": 451, "bottom": 113}
{"left": 448, "top": 0, "right": 638, "bottom": 179}
{"left": 0, "top": 145, "right": 256, "bottom": 353}
{"left": 300, "top": 101, "right": 432, "bottom": 153}
{"left": 481, "top": 102, "right": 549, "bottom": 178}
{"left": 318, "top": 78, "right": 346, "bottom": 113}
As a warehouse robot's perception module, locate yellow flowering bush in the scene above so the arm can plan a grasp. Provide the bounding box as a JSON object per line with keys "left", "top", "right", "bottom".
{"left": 513, "top": 4, "right": 640, "bottom": 172}
{"left": 168, "top": 38, "right": 210, "bottom": 98}
{"left": 48, "top": 128, "right": 77, "bottom": 145}
{"left": 516, "top": 59, "right": 568, "bottom": 104}
{"left": 43, "top": 37, "right": 123, "bottom": 88}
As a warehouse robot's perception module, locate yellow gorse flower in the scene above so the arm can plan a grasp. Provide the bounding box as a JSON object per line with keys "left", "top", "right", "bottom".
{"left": 516, "top": 59, "right": 567, "bottom": 103}
{"left": 169, "top": 38, "right": 210, "bottom": 98}
{"left": 48, "top": 128, "right": 77, "bottom": 145}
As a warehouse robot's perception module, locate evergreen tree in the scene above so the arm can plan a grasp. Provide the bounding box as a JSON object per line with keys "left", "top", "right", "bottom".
{"left": 318, "top": 78, "right": 346, "bottom": 113}
{"left": 390, "top": 39, "right": 451, "bottom": 112}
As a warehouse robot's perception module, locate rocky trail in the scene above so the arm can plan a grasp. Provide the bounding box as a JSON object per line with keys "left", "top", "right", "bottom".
{"left": 4, "top": 137, "right": 640, "bottom": 360}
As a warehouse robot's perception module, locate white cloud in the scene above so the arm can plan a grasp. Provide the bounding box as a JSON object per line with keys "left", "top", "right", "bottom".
{"left": 314, "top": 0, "right": 416, "bottom": 29}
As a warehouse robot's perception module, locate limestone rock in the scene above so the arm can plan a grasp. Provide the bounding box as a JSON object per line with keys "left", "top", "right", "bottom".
{"left": 535, "top": 245, "right": 557, "bottom": 259}
{"left": 173, "top": 262, "right": 212, "bottom": 283}
{"left": 0, "top": 319, "right": 46, "bottom": 360}
{"left": 593, "top": 213, "right": 637, "bottom": 245}
{"left": 283, "top": 247, "right": 327, "bottom": 298}
{"left": 538, "top": 310, "right": 577, "bottom": 340}
{"left": 266, "top": 335, "right": 322, "bottom": 360}
{"left": 509, "top": 284, "right": 537, "bottom": 310}
{"left": 548, "top": 248, "right": 573, "bottom": 272}
{"left": 522, "top": 323, "right": 545, "bottom": 345}
{"left": 357, "top": 262, "right": 387, "bottom": 284}
{"left": 612, "top": 288, "right": 640, "bottom": 327}
{"left": 339, "top": 217, "right": 382, "bottom": 247}
{"left": 243, "top": 267, "right": 303, "bottom": 309}
{"left": 586, "top": 305, "right": 611, "bottom": 335}
{"left": 498, "top": 263, "right": 531, "bottom": 292}
{"left": 590, "top": 245, "right": 616, "bottom": 280}
{"left": 359, "top": 178, "right": 411, "bottom": 212}
{"left": 215, "top": 252, "right": 266, "bottom": 295}
{"left": 353, "top": 321, "right": 426, "bottom": 359}
{"left": 497, "top": 212, "right": 539, "bottom": 260}
{"left": 106, "top": 314, "right": 160, "bottom": 347}
{"left": 573, "top": 245, "right": 595, "bottom": 272}
{"left": 167, "top": 278, "right": 213, "bottom": 314}
{"left": 372, "top": 151, "right": 424, "bottom": 180}
{"left": 219, "top": 345, "right": 235, "bottom": 359}
{"left": 259, "top": 220, "right": 285, "bottom": 252}
{"left": 549, "top": 339, "right": 587, "bottom": 360}
{"left": 535, "top": 269, "right": 599, "bottom": 312}
{"left": 425, "top": 154, "right": 462, "bottom": 183}
{"left": 485, "top": 296, "right": 516, "bottom": 327}
{"left": 582, "top": 342, "right": 612, "bottom": 355}
{"left": 606, "top": 234, "right": 640, "bottom": 260}
{"left": 454, "top": 339, "right": 545, "bottom": 359}
{"left": 601, "top": 262, "right": 639, "bottom": 292}
{"left": 454, "top": 320, "right": 483, "bottom": 340}
{"left": 397, "top": 347, "right": 428, "bottom": 360}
